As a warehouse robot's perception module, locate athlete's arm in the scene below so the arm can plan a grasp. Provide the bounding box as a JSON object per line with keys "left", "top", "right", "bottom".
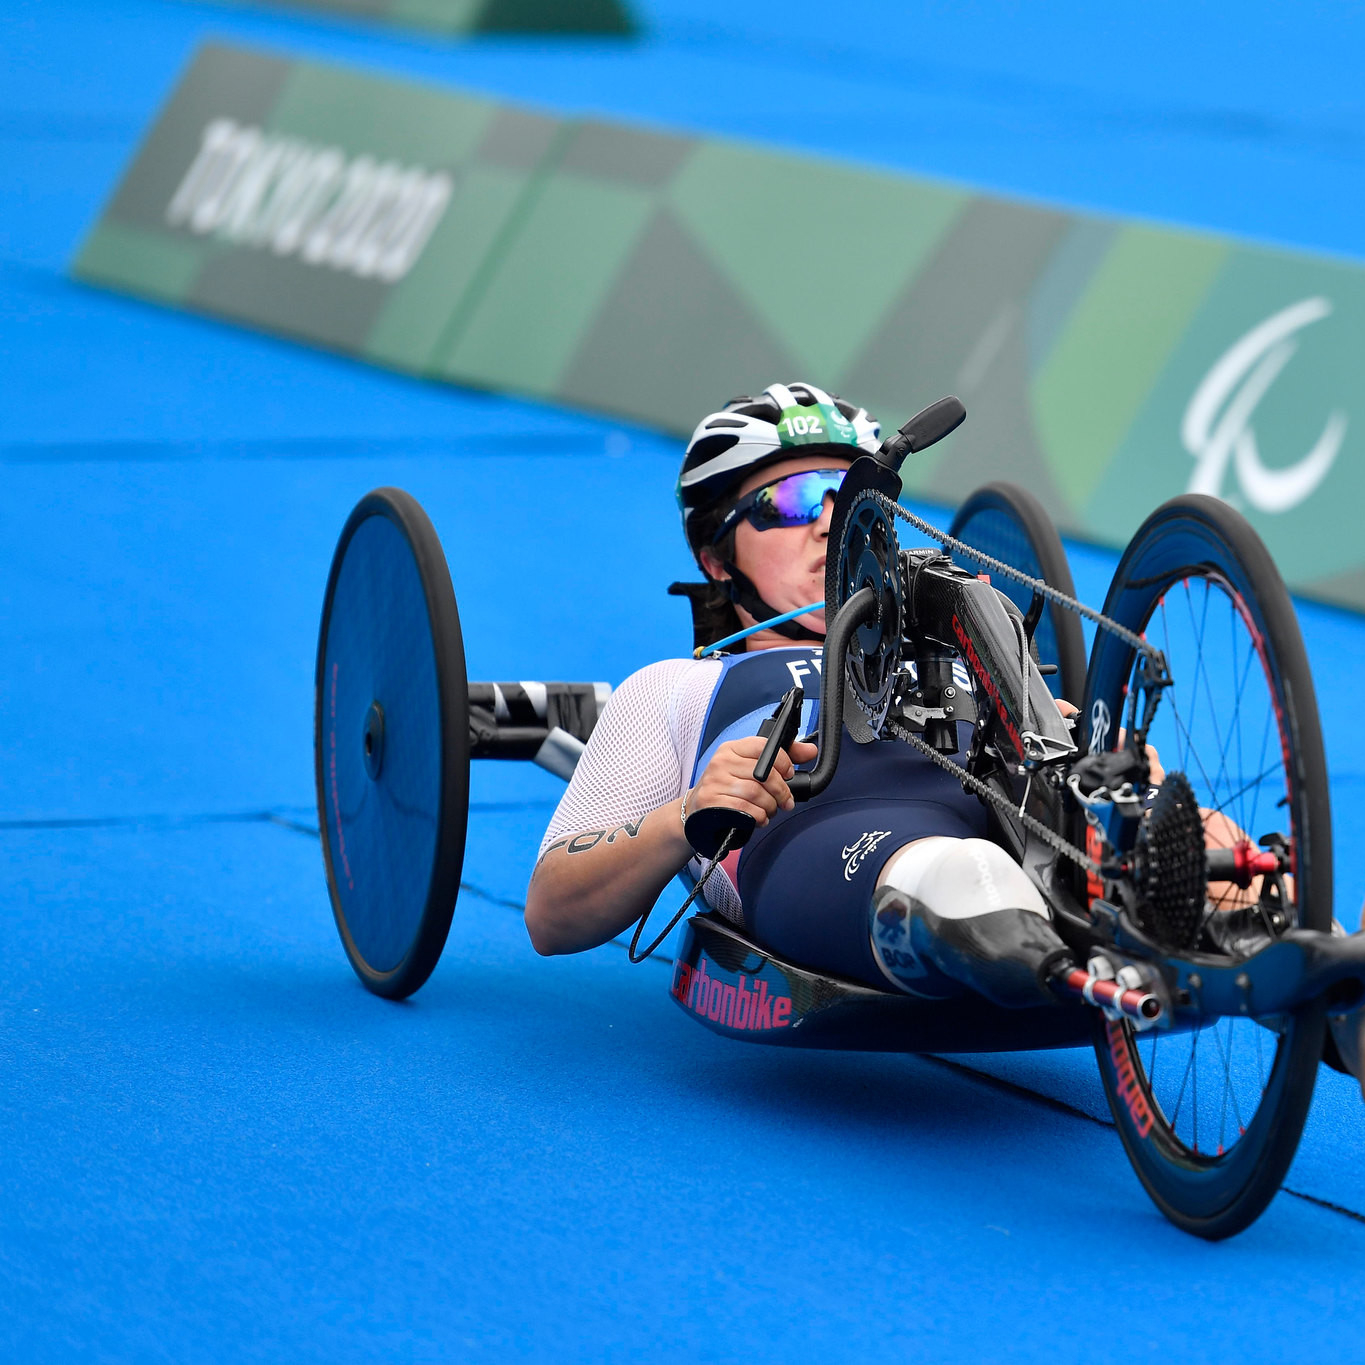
{"left": 524, "top": 736, "right": 816, "bottom": 955}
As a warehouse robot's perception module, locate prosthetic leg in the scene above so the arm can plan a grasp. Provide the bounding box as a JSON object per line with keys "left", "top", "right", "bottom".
{"left": 870, "top": 838, "right": 1071, "bottom": 1009}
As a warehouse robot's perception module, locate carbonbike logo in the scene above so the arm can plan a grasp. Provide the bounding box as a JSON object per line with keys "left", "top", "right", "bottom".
{"left": 1104, "top": 1015, "right": 1156, "bottom": 1138}
{"left": 1184, "top": 297, "right": 1348, "bottom": 513}
{"left": 672, "top": 955, "right": 793, "bottom": 1031}
{"left": 1088, "top": 698, "right": 1111, "bottom": 756}
{"left": 951, "top": 613, "right": 1023, "bottom": 756}
{"left": 165, "top": 118, "right": 454, "bottom": 283}
{"left": 841, "top": 830, "right": 892, "bottom": 881}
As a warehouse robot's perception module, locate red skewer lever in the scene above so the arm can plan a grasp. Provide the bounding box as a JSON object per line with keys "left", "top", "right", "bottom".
{"left": 1056, "top": 964, "right": 1163, "bottom": 1027}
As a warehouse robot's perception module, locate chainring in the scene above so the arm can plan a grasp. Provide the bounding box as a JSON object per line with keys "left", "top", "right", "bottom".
{"left": 1130, "top": 769, "right": 1207, "bottom": 950}
{"left": 833, "top": 490, "right": 903, "bottom": 732}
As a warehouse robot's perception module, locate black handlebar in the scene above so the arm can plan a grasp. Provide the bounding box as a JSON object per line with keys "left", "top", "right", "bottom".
{"left": 682, "top": 588, "right": 878, "bottom": 858}
{"left": 875, "top": 396, "right": 967, "bottom": 472}
{"left": 787, "top": 586, "right": 879, "bottom": 802}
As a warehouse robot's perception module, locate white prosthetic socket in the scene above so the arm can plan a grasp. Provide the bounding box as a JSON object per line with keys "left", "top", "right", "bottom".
{"left": 870, "top": 837, "right": 1069, "bottom": 1008}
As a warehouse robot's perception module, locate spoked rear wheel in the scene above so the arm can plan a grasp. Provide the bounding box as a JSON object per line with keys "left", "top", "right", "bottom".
{"left": 1084, "top": 495, "right": 1331, "bottom": 1239}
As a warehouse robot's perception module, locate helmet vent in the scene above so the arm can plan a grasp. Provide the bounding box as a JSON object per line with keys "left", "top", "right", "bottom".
{"left": 685, "top": 433, "right": 741, "bottom": 465}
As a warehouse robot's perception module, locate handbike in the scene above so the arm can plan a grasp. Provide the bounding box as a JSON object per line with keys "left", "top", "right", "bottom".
{"left": 313, "top": 399, "right": 1364, "bottom": 1241}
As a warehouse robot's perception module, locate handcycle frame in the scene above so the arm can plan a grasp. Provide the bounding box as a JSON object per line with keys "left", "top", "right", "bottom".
{"left": 667, "top": 450, "right": 1365, "bottom": 1055}
{"left": 315, "top": 397, "right": 1362, "bottom": 1237}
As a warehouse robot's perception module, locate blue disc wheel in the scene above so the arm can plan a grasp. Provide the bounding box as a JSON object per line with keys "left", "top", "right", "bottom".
{"left": 315, "top": 488, "right": 469, "bottom": 999}
{"left": 948, "top": 482, "right": 1087, "bottom": 703}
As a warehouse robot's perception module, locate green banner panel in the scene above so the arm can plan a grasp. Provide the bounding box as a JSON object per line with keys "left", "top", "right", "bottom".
{"left": 74, "top": 43, "right": 566, "bottom": 373}
{"left": 76, "top": 41, "right": 1365, "bottom": 611}
{"left": 197, "top": 0, "right": 636, "bottom": 36}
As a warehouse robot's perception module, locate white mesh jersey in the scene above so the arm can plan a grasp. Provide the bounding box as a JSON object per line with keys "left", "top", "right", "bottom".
{"left": 537, "top": 656, "right": 744, "bottom": 919}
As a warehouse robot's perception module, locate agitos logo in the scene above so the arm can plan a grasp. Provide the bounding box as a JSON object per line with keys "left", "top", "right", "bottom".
{"left": 165, "top": 118, "right": 454, "bottom": 283}
{"left": 1184, "top": 297, "right": 1347, "bottom": 515}
{"left": 672, "top": 955, "right": 793, "bottom": 1031}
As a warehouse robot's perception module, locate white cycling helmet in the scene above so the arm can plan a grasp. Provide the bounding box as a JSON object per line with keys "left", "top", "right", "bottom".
{"left": 676, "top": 381, "right": 880, "bottom": 562}
{"left": 675, "top": 381, "right": 881, "bottom": 642}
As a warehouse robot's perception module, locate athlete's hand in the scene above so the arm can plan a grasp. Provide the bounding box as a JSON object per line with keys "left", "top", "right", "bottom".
{"left": 687, "top": 735, "right": 819, "bottom": 827}
{"left": 1117, "top": 727, "right": 1165, "bottom": 784}
{"left": 1061, "top": 700, "right": 1164, "bottom": 782}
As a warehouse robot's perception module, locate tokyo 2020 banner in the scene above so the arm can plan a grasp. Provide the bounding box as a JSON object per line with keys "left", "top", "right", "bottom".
{"left": 75, "top": 42, "right": 1365, "bottom": 610}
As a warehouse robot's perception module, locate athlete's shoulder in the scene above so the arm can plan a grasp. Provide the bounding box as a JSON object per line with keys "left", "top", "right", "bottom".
{"left": 616, "top": 655, "right": 721, "bottom": 690}
{"left": 597, "top": 655, "right": 722, "bottom": 719}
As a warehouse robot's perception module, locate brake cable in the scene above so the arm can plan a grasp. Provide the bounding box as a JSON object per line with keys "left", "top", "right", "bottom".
{"left": 628, "top": 831, "right": 736, "bottom": 963}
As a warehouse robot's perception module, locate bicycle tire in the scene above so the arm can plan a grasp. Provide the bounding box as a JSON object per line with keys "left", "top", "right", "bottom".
{"left": 948, "top": 481, "right": 1087, "bottom": 703}
{"left": 1083, "top": 494, "right": 1331, "bottom": 1239}
{"left": 314, "top": 488, "right": 470, "bottom": 1000}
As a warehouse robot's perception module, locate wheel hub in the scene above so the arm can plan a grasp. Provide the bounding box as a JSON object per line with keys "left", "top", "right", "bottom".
{"left": 362, "top": 700, "right": 386, "bottom": 781}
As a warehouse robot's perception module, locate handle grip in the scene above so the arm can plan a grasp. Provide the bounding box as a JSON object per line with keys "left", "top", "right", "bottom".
{"left": 684, "top": 685, "right": 807, "bottom": 859}
{"left": 684, "top": 805, "right": 755, "bottom": 860}
{"left": 875, "top": 395, "right": 966, "bottom": 472}
{"left": 753, "top": 684, "right": 804, "bottom": 782}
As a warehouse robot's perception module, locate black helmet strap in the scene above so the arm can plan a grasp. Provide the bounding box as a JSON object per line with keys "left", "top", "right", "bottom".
{"left": 719, "top": 561, "right": 825, "bottom": 643}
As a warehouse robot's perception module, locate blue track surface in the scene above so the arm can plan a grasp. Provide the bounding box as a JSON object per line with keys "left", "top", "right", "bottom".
{"left": 4, "top": 2, "right": 1365, "bottom": 1358}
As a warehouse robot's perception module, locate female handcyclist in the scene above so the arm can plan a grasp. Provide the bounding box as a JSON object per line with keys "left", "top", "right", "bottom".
{"left": 525, "top": 382, "right": 1077, "bottom": 1009}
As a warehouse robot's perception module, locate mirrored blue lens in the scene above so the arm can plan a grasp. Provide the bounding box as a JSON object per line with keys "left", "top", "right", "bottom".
{"left": 750, "top": 469, "right": 846, "bottom": 526}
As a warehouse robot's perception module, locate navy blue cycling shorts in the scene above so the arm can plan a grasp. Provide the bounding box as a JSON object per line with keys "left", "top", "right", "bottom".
{"left": 737, "top": 798, "right": 984, "bottom": 989}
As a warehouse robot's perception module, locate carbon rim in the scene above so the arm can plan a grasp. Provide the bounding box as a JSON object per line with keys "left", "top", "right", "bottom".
{"left": 1085, "top": 496, "right": 1329, "bottom": 1237}
{"left": 948, "top": 481, "right": 1087, "bottom": 704}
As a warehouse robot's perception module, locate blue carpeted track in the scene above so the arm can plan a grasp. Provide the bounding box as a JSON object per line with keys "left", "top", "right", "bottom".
{"left": 4, "top": 2, "right": 1365, "bottom": 1358}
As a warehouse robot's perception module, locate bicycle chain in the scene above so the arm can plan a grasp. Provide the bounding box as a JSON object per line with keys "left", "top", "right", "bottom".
{"left": 863, "top": 491, "right": 1142, "bottom": 876}
{"left": 874, "top": 493, "right": 1157, "bottom": 658}
{"left": 885, "top": 719, "right": 1098, "bottom": 874}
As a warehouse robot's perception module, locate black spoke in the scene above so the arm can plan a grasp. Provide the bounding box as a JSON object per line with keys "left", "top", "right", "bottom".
{"left": 1192, "top": 1022, "right": 1200, "bottom": 1154}
{"left": 1170, "top": 1027, "right": 1197, "bottom": 1133}
{"left": 1200, "top": 762, "right": 1285, "bottom": 826}
{"left": 1137, "top": 581, "right": 1283, "bottom": 1158}
{"left": 1087, "top": 500, "right": 1325, "bottom": 1235}
{"left": 1212, "top": 1018, "right": 1247, "bottom": 1149}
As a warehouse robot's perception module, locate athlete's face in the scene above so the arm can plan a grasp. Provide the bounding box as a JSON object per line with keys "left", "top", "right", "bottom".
{"left": 701, "top": 454, "right": 851, "bottom": 644}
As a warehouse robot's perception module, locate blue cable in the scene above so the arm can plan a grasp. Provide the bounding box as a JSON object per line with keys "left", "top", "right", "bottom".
{"left": 694, "top": 601, "right": 825, "bottom": 658}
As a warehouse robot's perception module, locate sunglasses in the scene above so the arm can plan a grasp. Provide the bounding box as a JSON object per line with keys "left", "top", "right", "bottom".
{"left": 711, "top": 469, "right": 846, "bottom": 543}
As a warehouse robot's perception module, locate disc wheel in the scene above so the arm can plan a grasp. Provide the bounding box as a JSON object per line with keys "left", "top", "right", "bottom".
{"left": 1083, "top": 495, "right": 1331, "bottom": 1239}
{"left": 948, "top": 481, "right": 1087, "bottom": 703}
{"left": 314, "top": 488, "right": 470, "bottom": 999}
